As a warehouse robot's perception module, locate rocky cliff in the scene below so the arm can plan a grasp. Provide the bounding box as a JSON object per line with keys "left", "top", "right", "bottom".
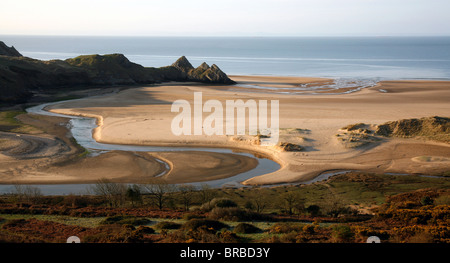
{"left": 0, "top": 42, "right": 235, "bottom": 104}
{"left": 375, "top": 116, "right": 450, "bottom": 143}
{"left": 171, "top": 56, "right": 235, "bottom": 84}
{"left": 0, "top": 42, "right": 22, "bottom": 57}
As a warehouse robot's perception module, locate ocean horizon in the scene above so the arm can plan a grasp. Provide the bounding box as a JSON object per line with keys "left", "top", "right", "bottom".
{"left": 2, "top": 35, "right": 450, "bottom": 80}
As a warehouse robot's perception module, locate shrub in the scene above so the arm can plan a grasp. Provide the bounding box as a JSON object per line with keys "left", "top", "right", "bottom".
{"left": 268, "top": 222, "right": 304, "bottom": 234}
{"left": 182, "top": 219, "right": 228, "bottom": 231}
{"left": 421, "top": 196, "right": 434, "bottom": 206}
{"left": 306, "top": 205, "right": 321, "bottom": 216}
{"left": 208, "top": 207, "right": 246, "bottom": 221}
{"left": 2, "top": 219, "right": 27, "bottom": 228}
{"left": 83, "top": 224, "right": 139, "bottom": 243}
{"left": 154, "top": 221, "right": 182, "bottom": 230}
{"left": 331, "top": 225, "right": 354, "bottom": 243}
{"left": 200, "top": 198, "right": 237, "bottom": 211}
{"left": 182, "top": 213, "right": 204, "bottom": 220}
{"left": 218, "top": 229, "right": 241, "bottom": 243}
{"left": 208, "top": 207, "right": 267, "bottom": 221}
{"left": 233, "top": 223, "right": 262, "bottom": 234}
{"left": 100, "top": 215, "right": 151, "bottom": 226}
{"left": 134, "top": 226, "right": 155, "bottom": 235}
{"left": 164, "top": 225, "right": 220, "bottom": 243}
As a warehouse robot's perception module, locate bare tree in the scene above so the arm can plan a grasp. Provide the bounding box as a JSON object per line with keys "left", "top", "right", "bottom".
{"left": 143, "top": 178, "right": 176, "bottom": 210}
{"left": 248, "top": 188, "right": 269, "bottom": 213}
{"left": 323, "top": 193, "right": 348, "bottom": 218}
{"left": 198, "top": 184, "right": 214, "bottom": 207}
{"left": 13, "top": 184, "right": 42, "bottom": 204}
{"left": 91, "top": 178, "right": 127, "bottom": 207}
{"left": 280, "top": 192, "right": 304, "bottom": 215}
{"left": 177, "top": 184, "right": 196, "bottom": 211}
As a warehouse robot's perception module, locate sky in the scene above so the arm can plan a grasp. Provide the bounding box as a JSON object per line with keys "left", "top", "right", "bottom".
{"left": 1, "top": 0, "right": 450, "bottom": 36}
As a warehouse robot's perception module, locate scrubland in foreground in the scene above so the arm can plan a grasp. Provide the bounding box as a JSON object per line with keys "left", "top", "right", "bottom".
{"left": 0, "top": 172, "right": 448, "bottom": 243}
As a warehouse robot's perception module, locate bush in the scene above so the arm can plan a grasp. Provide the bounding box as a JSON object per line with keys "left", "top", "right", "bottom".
{"left": 100, "top": 215, "right": 151, "bottom": 226}
{"left": 208, "top": 207, "right": 262, "bottom": 221}
{"left": 421, "top": 196, "right": 434, "bottom": 206}
{"left": 154, "top": 221, "right": 182, "bottom": 230}
{"left": 182, "top": 213, "right": 204, "bottom": 220}
{"left": 182, "top": 219, "right": 228, "bottom": 231}
{"left": 268, "top": 222, "right": 304, "bottom": 234}
{"left": 331, "top": 225, "right": 354, "bottom": 243}
{"left": 200, "top": 198, "right": 237, "bottom": 211}
{"left": 306, "top": 205, "right": 321, "bottom": 216}
{"left": 83, "top": 225, "right": 140, "bottom": 243}
{"left": 2, "top": 219, "right": 27, "bottom": 228}
{"left": 233, "top": 223, "right": 262, "bottom": 234}
{"left": 134, "top": 226, "right": 155, "bottom": 235}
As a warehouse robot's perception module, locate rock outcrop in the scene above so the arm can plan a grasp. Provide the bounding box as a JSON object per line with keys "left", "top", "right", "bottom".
{"left": 171, "top": 56, "right": 194, "bottom": 73}
{"left": 0, "top": 42, "right": 236, "bottom": 104}
{"left": 0, "top": 41, "right": 22, "bottom": 57}
{"left": 172, "top": 56, "right": 236, "bottom": 84}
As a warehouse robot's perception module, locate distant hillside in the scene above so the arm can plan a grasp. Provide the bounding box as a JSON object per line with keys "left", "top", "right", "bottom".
{"left": 65, "top": 54, "right": 157, "bottom": 85}
{"left": 0, "top": 41, "right": 235, "bottom": 105}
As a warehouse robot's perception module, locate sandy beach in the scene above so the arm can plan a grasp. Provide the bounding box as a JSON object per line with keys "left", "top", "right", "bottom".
{"left": 1, "top": 76, "right": 449, "bottom": 185}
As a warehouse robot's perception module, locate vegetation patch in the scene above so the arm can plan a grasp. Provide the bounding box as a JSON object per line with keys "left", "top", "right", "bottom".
{"left": 0, "top": 172, "right": 448, "bottom": 243}
{"left": 99, "top": 215, "right": 151, "bottom": 226}
{"left": 181, "top": 219, "right": 228, "bottom": 231}
{"left": 375, "top": 116, "right": 450, "bottom": 143}
{"left": 153, "top": 221, "right": 182, "bottom": 230}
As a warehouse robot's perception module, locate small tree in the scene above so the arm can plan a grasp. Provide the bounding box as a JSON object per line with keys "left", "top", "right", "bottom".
{"left": 306, "top": 205, "right": 321, "bottom": 217}
{"left": 248, "top": 188, "right": 269, "bottom": 213}
{"left": 126, "top": 184, "right": 143, "bottom": 207}
{"left": 143, "top": 178, "right": 176, "bottom": 210}
{"left": 91, "top": 178, "right": 127, "bottom": 207}
{"left": 323, "top": 193, "right": 347, "bottom": 218}
{"left": 280, "top": 192, "right": 302, "bottom": 215}
{"left": 198, "top": 184, "right": 214, "bottom": 207}
{"left": 177, "top": 184, "right": 196, "bottom": 211}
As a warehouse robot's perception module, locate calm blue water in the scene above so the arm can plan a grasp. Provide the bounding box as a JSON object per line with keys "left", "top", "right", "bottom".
{"left": 1, "top": 36, "right": 450, "bottom": 79}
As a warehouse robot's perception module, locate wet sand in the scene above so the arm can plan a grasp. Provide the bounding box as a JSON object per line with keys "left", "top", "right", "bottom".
{"left": 1, "top": 76, "right": 450, "bottom": 185}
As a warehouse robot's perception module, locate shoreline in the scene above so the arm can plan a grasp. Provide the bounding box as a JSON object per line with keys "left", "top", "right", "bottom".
{"left": 1, "top": 75, "right": 450, "bottom": 187}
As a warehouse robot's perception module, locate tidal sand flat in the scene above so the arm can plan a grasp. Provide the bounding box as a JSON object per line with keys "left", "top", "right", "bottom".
{"left": 39, "top": 76, "right": 450, "bottom": 186}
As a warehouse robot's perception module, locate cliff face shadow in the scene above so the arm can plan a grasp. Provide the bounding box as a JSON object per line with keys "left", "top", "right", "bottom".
{"left": 44, "top": 85, "right": 174, "bottom": 110}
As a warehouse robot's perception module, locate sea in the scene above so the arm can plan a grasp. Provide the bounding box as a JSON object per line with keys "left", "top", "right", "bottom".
{"left": 1, "top": 35, "right": 450, "bottom": 80}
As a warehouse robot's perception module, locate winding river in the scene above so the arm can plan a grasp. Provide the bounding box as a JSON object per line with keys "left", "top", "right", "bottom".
{"left": 0, "top": 99, "right": 281, "bottom": 195}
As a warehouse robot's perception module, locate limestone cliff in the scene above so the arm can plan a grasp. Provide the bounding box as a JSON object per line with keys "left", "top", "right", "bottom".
{"left": 0, "top": 41, "right": 22, "bottom": 57}
{"left": 0, "top": 42, "right": 236, "bottom": 104}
